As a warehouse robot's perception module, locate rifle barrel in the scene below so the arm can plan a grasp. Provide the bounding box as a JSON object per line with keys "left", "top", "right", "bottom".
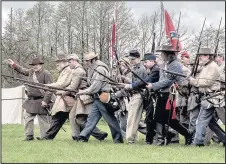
{"left": 24, "top": 83, "right": 56, "bottom": 92}
{"left": 3, "top": 74, "right": 78, "bottom": 93}
{"left": 126, "top": 66, "right": 148, "bottom": 85}
{"left": 202, "top": 92, "right": 224, "bottom": 101}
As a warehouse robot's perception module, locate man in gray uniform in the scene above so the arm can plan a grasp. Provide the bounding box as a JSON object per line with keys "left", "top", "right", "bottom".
{"left": 146, "top": 45, "right": 192, "bottom": 146}
{"left": 78, "top": 52, "right": 123, "bottom": 143}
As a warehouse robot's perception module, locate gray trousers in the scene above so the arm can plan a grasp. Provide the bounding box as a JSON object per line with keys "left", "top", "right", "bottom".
{"left": 24, "top": 110, "right": 50, "bottom": 138}
{"left": 204, "top": 106, "right": 225, "bottom": 144}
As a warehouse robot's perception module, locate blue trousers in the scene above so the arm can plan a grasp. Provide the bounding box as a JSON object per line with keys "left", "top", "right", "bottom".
{"left": 194, "top": 106, "right": 225, "bottom": 145}
{"left": 79, "top": 99, "right": 123, "bottom": 143}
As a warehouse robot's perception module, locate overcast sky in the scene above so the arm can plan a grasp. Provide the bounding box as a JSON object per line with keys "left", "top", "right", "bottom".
{"left": 2, "top": 1, "right": 225, "bottom": 35}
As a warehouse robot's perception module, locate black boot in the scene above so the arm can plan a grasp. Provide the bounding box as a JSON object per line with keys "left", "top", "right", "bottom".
{"left": 166, "top": 131, "right": 177, "bottom": 145}
{"left": 96, "top": 133, "right": 108, "bottom": 141}
{"left": 36, "top": 137, "right": 53, "bottom": 141}
{"left": 72, "top": 136, "right": 79, "bottom": 141}
{"left": 78, "top": 136, "right": 88, "bottom": 142}
{"left": 23, "top": 135, "right": 34, "bottom": 141}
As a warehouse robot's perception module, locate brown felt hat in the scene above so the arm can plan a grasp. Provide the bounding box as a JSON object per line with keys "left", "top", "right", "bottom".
{"left": 54, "top": 52, "right": 68, "bottom": 62}
{"left": 83, "top": 52, "right": 98, "bottom": 61}
{"left": 197, "top": 47, "right": 216, "bottom": 55}
{"left": 29, "top": 57, "right": 44, "bottom": 65}
{"left": 156, "top": 45, "right": 180, "bottom": 53}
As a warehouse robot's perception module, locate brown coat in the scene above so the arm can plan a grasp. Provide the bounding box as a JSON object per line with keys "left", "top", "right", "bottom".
{"left": 14, "top": 64, "right": 53, "bottom": 114}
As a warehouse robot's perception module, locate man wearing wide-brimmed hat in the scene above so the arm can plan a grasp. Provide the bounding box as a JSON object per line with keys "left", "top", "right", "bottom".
{"left": 65, "top": 54, "right": 108, "bottom": 141}
{"left": 188, "top": 47, "right": 225, "bottom": 147}
{"left": 77, "top": 52, "right": 123, "bottom": 143}
{"left": 146, "top": 44, "right": 192, "bottom": 146}
{"left": 6, "top": 57, "right": 53, "bottom": 141}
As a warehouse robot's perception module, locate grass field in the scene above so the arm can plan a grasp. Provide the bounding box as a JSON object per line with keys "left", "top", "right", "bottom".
{"left": 2, "top": 122, "right": 225, "bottom": 163}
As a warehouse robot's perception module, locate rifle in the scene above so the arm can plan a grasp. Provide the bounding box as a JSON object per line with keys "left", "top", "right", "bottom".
{"left": 113, "top": 45, "right": 124, "bottom": 81}
{"left": 124, "top": 63, "right": 148, "bottom": 85}
{"left": 2, "top": 74, "right": 78, "bottom": 93}
{"left": 214, "top": 17, "right": 222, "bottom": 54}
{"left": 74, "top": 75, "right": 125, "bottom": 86}
{"left": 151, "top": 33, "right": 156, "bottom": 54}
{"left": 151, "top": 12, "right": 157, "bottom": 54}
{"left": 161, "top": 68, "right": 225, "bottom": 83}
{"left": 202, "top": 91, "right": 224, "bottom": 101}
{"left": 175, "top": 11, "right": 181, "bottom": 51}
{"left": 190, "top": 17, "right": 206, "bottom": 77}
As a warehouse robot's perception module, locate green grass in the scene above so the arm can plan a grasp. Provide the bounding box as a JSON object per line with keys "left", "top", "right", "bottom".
{"left": 2, "top": 123, "right": 225, "bottom": 163}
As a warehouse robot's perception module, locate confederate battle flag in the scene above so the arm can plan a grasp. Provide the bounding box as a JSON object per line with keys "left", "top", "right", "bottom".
{"left": 164, "top": 9, "right": 182, "bottom": 51}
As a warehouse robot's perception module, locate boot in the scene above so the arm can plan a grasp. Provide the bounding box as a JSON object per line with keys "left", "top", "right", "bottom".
{"left": 185, "top": 132, "right": 193, "bottom": 145}
{"left": 72, "top": 136, "right": 79, "bottom": 141}
{"left": 36, "top": 137, "right": 53, "bottom": 141}
{"left": 166, "top": 131, "right": 177, "bottom": 145}
{"left": 23, "top": 135, "right": 34, "bottom": 141}
{"left": 96, "top": 133, "right": 108, "bottom": 141}
{"left": 78, "top": 136, "right": 88, "bottom": 142}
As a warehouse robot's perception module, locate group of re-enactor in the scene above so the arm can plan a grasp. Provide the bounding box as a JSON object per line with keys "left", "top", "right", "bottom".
{"left": 6, "top": 43, "right": 225, "bottom": 147}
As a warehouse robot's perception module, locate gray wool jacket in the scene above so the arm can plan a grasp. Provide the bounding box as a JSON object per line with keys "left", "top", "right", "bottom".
{"left": 152, "top": 59, "right": 183, "bottom": 92}
{"left": 83, "top": 60, "right": 111, "bottom": 94}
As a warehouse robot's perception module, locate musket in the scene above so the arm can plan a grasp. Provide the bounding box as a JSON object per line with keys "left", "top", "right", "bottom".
{"left": 190, "top": 17, "right": 206, "bottom": 77}
{"left": 151, "top": 32, "right": 156, "bottom": 54}
{"left": 202, "top": 91, "right": 224, "bottom": 101}
{"left": 113, "top": 45, "right": 124, "bottom": 81}
{"left": 214, "top": 17, "right": 222, "bottom": 54}
{"left": 2, "top": 74, "right": 79, "bottom": 93}
{"left": 93, "top": 67, "right": 117, "bottom": 83}
{"left": 24, "top": 83, "right": 56, "bottom": 92}
{"left": 151, "top": 12, "right": 157, "bottom": 54}
{"left": 124, "top": 63, "right": 149, "bottom": 85}
{"left": 161, "top": 68, "right": 225, "bottom": 83}
{"left": 74, "top": 75, "right": 125, "bottom": 86}
{"left": 175, "top": 11, "right": 181, "bottom": 51}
